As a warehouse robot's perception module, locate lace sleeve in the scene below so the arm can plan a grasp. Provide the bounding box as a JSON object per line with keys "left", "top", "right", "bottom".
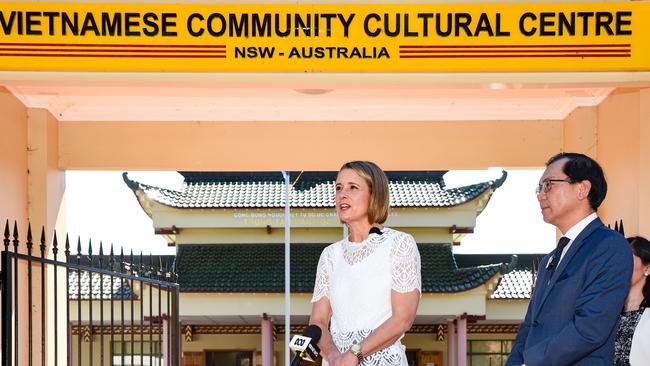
{"left": 311, "top": 246, "right": 333, "bottom": 302}
{"left": 390, "top": 233, "right": 421, "bottom": 293}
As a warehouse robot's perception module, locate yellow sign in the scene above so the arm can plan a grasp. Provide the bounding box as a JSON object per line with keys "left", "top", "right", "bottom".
{"left": 0, "top": 2, "right": 648, "bottom": 72}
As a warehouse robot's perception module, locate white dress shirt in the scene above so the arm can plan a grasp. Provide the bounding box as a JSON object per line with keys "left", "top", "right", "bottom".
{"left": 546, "top": 212, "right": 598, "bottom": 269}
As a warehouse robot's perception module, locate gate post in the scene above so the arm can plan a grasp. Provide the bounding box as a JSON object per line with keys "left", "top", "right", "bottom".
{"left": 162, "top": 315, "right": 169, "bottom": 365}
{"left": 1, "top": 251, "right": 13, "bottom": 366}
{"left": 173, "top": 285, "right": 181, "bottom": 366}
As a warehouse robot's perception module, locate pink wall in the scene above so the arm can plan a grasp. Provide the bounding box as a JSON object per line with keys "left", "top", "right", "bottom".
{"left": 597, "top": 89, "right": 642, "bottom": 235}
{"left": 0, "top": 87, "right": 28, "bottom": 232}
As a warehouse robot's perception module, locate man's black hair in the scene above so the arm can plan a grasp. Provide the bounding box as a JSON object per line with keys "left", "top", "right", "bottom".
{"left": 546, "top": 152, "right": 607, "bottom": 210}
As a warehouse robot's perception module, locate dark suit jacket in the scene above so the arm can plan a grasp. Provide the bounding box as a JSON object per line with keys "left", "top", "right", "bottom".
{"left": 505, "top": 218, "right": 633, "bottom": 366}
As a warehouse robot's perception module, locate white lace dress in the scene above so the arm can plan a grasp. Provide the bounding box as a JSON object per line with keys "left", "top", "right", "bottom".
{"left": 311, "top": 228, "right": 421, "bottom": 366}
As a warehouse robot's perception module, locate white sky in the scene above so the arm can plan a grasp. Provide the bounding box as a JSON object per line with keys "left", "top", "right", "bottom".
{"left": 65, "top": 171, "right": 181, "bottom": 256}
{"left": 445, "top": 169, "right": 556, "bottom": 254}
{"left": 64, "top": 169, "right": 555, "bottom": 256}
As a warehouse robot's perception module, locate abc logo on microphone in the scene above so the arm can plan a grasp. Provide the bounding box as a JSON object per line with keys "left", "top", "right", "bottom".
{"left": 289, "top": 325, "right": 321, "bottom": 364}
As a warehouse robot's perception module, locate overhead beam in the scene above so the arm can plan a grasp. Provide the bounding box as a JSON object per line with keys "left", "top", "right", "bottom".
{"left": 59, "top": 119, "right": 561, "bottom": 170}
{"left": 3, "top": 71, "right": 650, "bottom": 86}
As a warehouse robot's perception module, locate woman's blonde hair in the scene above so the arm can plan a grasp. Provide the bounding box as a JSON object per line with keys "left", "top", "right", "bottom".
{"left": 339, "top": 161, "right": 390, "bottom": 224}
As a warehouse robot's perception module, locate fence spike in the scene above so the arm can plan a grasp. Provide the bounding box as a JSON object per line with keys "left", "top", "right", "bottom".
{"left": 40, "top": 226, "right": 46, "bottom": 258}
{"left": 77, "top": 237, "right": 82, "bottom": 257}
{"left": 3, "top": 219, "right": 9, "bottom": 251}
{"left": 64, "top": 234, "right": 70, "bottom": 258}
{"left": 619, "top": 220, "right": 625, "bottom": 236}
{"left": 12, "top": 220, "right": 19, "bottom": 242}
{"left": 130, "top": 249, "right": 134, "bottom": 274}
{"left": 51, "top": 231, "right": 59, "bottom": 259}
{"left": 614, "top": 221, "right": 619, "bottom": 233}
{"left": 99, "top": 241, "right": 104, "bottom": 266}
{"left": 120, "top": 247, "right": 124, "bottom": 274}
{"left": 88, "top": 238, "right": 93, "bottom": 259}
{"left": 109, "top": 243, "right": 115, "bottom": 272}
{"left": 12, "top": 221, "right": 19, "bottom": 256}
{"left": 27, "top": 221, "right": 32, "bottom": 242}
{"left": 26, "top": 222, "right": 33, "bottom": 255}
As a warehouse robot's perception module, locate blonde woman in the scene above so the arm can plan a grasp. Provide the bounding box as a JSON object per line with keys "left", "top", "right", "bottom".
{"left": 309, "top": 161, "right": 421, "bottom": 366}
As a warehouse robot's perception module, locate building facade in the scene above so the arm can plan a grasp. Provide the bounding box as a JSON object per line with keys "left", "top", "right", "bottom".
{"left": 102, "top": 170, "right": 529, "bottom": 366}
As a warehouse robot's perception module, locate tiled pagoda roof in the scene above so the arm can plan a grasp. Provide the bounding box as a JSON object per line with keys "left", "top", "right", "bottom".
{"left": 175, "top": 243, "right": 510, "bottom": 293}
{"left": 67, "top": 249, "right": 528, "bottom": 297}
{"left": 456, "top": 253, "right": 544, "bottom": 299}
{"left": 124, "top": 171, "right": 506, "bottom": 209}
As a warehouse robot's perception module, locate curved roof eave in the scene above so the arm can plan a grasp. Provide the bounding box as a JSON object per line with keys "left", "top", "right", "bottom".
{"left": 123, "top": 170, "right": 508, "bottom": 211}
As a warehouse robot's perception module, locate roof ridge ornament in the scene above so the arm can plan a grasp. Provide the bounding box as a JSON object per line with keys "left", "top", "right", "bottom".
{"left": 492, "top": 170, "right": 508, "bottom": 190}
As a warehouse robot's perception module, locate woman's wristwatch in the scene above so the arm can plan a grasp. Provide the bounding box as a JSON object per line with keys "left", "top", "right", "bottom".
{"left": 348, "top": 343, "right": 364, "bottom": 362}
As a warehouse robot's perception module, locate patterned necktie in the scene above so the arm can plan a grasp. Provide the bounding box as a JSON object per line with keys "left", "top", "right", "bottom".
{"left": 548, "top": 236, "right": 570, "bottom": 272}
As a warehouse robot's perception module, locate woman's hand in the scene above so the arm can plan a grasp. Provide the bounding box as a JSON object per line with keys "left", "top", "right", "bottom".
{"left": 328, "top": 351, "right": 359, "bottom": 366}
{"left": 309, "top": 297, "right": 341, "bottom": 362}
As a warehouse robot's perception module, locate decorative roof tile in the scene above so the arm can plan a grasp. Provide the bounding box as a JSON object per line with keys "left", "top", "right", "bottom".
{"left": 455, "top": 254, "right": 544, "bottom": 300}
{"left": 67, "top": 255, "right": 175, "bottom": 300}
{"left": 124, "top": 171, "right": 506, "bottom": 209}
{"left": 490, "top": 270, "right": 533, "bottom": 299}
{"left": 68, "top": 270, "right": 135, "bottom": 300}
{"left": 420, "top": 244, "right": 505, "bottom": 293}
{"left": 176, "top": 243, "right": 506, "bottom": 293}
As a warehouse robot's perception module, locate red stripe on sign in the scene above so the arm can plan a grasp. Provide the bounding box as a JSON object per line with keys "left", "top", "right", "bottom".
{"left": 0, "top": 42, "right": 226, "bottom": 49}
{"left": 400, "top": 49, "right": 630, "bottom": 54}
{"left": 399, "top": 53, "right": 631, "bottom": 58}
{"left": 0, "top": 53, "right": 227, "bottom": 58}
{"left": 0, "top": 47, "right": 226, "bottom": 54}
{"left": 399, "top": 44, "right": 631, "bottom": 49}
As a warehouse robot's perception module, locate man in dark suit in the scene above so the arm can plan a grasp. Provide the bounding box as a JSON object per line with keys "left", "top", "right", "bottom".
{"left": 506, "top": 152, "right": 633, "bottom": 366}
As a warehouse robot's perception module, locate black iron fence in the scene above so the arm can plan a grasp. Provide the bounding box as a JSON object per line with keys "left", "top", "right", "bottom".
{"left": 1, "top": 220, "right": 181, "bottom": 366}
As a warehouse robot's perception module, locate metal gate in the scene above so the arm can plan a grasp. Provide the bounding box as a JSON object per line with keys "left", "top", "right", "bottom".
{"left": 1, "top": 220, "right": 181, "bottom": 366}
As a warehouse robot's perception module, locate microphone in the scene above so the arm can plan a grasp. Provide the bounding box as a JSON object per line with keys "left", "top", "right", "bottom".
{"left": 369, "top": 226, "right": 383, "bottom": 235}
{"left": 289, "top": 324, "right": 322, "bottom": 366}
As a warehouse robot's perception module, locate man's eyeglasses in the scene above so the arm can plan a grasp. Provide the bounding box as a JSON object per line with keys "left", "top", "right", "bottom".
{"left": 536, "top": 178, "right": 574, "bottom": 195}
